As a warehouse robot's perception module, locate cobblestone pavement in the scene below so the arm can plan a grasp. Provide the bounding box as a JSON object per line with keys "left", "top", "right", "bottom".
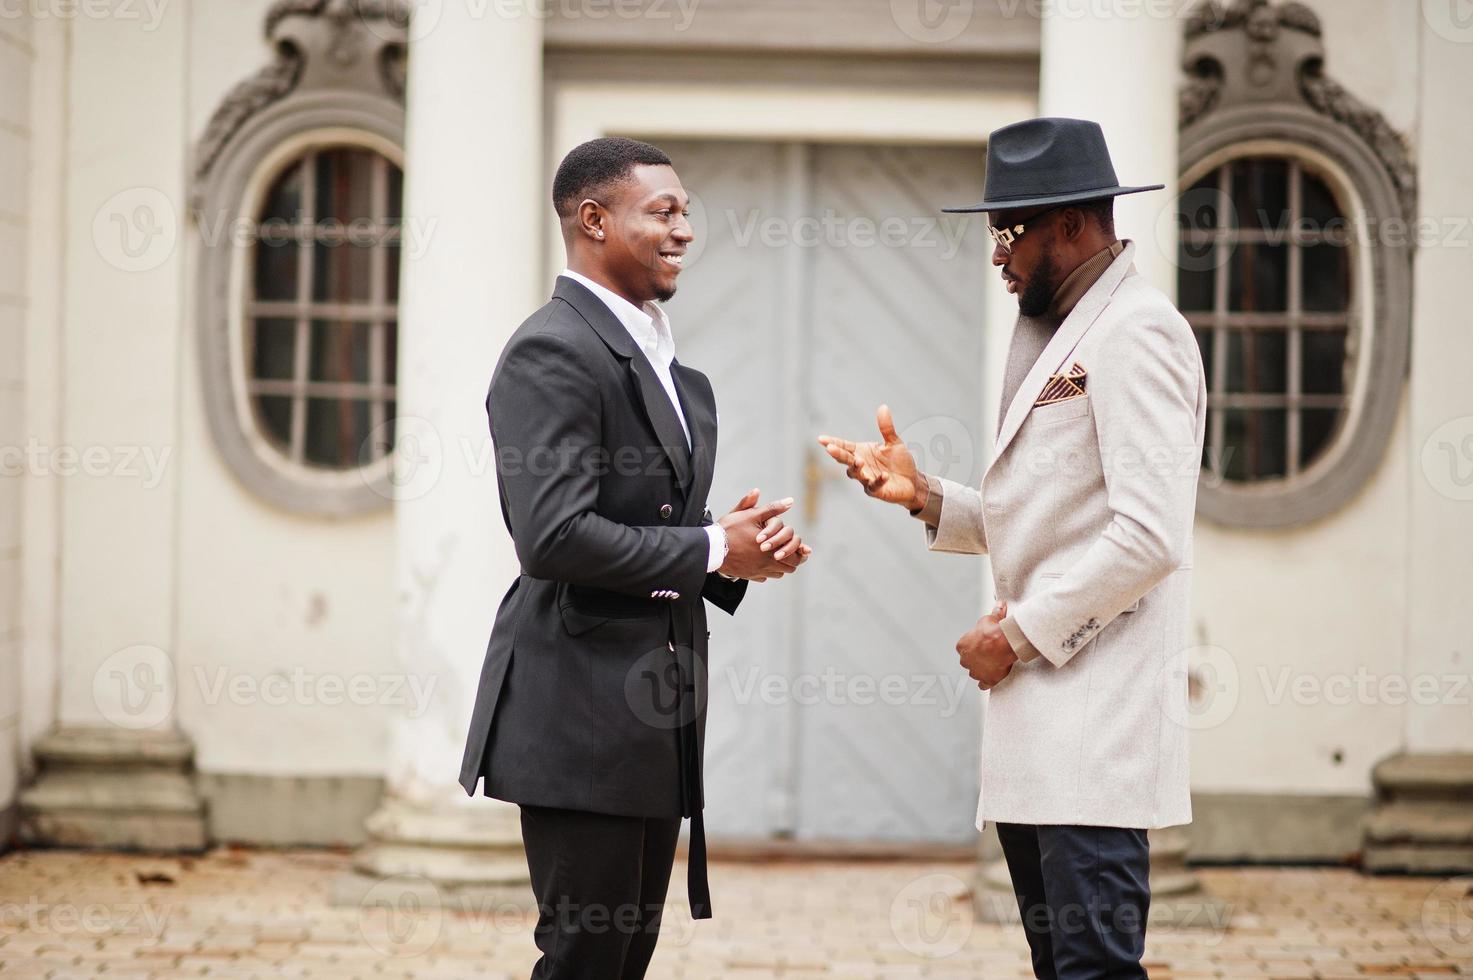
{"left": 0, "top": 848, "right": 1470, "bottom": 978}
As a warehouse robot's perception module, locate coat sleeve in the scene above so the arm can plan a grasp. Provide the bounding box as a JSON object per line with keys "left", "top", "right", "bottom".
{"left": 1009, "top": 310, "right": 1205, "bottom": 668}
{"left": 695, "top": 509, "right": 748, "bottom": 614}
{"left": 489, "top": 330, "right": 710, "bottom": 599}
{"left": 700, "top": 572, "right": 748, "bottom": 615}
{"left": 923, "top": 475, "right": 990, "bottom": 555}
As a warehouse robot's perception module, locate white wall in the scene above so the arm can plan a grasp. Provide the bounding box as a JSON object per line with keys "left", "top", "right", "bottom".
{"left": 1187, "top": 0, "right": 1466, "bottom": 796}
{"left": 11, "top": 0, "right": 399, "bottom": 779}
{"left": 16, "top": 0, "right": 1465, "bottom": 813}
{"left": 1190, "top": 412, "right": 1411, "bottom": 793}
{"left": 0, "top": 12, "right": 31, "bottom": 825}
{"left": 51, "top": 8, "right": 187, "bottom": 733}
{"left": 1405, "top": 15, "right": 1473, "bottom": 753}
{"left": 176, "top": 0, "right": 397, "bottom": 776}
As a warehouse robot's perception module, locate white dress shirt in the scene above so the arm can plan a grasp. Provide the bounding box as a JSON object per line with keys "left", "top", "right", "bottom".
{"left": 560, "top": 269, "right": 728, "bottom": 574}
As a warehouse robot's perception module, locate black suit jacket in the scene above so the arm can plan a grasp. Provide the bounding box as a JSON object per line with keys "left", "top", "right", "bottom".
{"left": 458, "top": 276, "right": 747, "bottom": 820}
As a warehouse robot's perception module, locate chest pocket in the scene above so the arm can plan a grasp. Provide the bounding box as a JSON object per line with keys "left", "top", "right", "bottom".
{"left": 1029, "top": 394, "right": 1091, "bottom": 426}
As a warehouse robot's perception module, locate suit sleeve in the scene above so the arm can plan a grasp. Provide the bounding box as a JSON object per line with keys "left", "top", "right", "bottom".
{"left": 919, "top": 473, "right": 989, "bottom": 555}
{"left": 1009, "top": 313, "right": 1204, "bottom": 668}
{"left": 489, "top": 331, "right": 710, "bottom": 599}
{"left": 697, "top": 513, "right": 748, "bottom": 614}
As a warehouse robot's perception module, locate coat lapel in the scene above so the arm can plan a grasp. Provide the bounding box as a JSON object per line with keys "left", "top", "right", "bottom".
{"left": 553, "top": 276, "right": 694, "bottom": 489}
{"left": 991, "top": 242, "right": 1138, "bottom": 462}
{"left": 671, "top": 362, "right": 717, "bottom": 522}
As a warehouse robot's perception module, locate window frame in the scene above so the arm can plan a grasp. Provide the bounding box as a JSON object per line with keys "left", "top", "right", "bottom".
{"left": 1181, "top": 104, "right": 1412, "bottom": 528}
{"left": 194, "top": 92, "right": 406, "bottom": 516}
{"left": 233, "top": 130, "right": 404, "bottom": 487}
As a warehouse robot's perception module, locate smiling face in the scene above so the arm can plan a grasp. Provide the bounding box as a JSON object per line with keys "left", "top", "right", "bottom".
{"left": 990, "top": 204, "right": 1066, "bottom": 318}
{"left": 595, "top": 163, "right": 693, "bottom": 305}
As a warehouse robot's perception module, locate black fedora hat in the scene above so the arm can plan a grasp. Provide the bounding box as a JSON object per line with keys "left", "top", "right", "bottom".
{"left": 942, "top": 117, "right": 1164, "bottom": 214}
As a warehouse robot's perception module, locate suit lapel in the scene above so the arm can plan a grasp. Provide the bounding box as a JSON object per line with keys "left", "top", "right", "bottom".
{"left": 630, "top": 356, "right": 694, "bottom": 489}
{"left": 992, "top": 242, "right": 1138, "bottom": 462}
{"left": 554, "top": 276, "right": 694, "bottom": 489}
{"left": 671, "top": 362, "right": 716, "bottom": 521}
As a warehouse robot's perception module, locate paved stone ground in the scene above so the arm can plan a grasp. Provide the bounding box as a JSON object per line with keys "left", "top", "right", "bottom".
{"left": 0, "top": 847, "right": 1470, "bottom": 978}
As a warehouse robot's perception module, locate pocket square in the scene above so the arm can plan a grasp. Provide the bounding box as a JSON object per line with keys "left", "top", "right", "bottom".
{"left": 1034, "top": 362, "right": 1088, "bottom": 407}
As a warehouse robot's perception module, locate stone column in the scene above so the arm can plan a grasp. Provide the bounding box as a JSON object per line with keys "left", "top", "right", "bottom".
{"left": 1363, "top": 9, "right": 1473, "bottom": 876}
{"left": 17, "top": 3, "right": 206, "bottom": 852}
{"left": 1038, "top": 3, "right": 1181, "bottom": 294}
{"left": 974, "top": 4, "right": 1223, "bottom": 928}
{"left": 336, "top": 3, "right": 545, "bottom": 907}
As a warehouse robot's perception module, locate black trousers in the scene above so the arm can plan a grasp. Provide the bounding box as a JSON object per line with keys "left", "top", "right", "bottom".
{"left": 994, "top": 823, "right": 1152, "bottom": 980}
{"left": 519, "top": 804, "right": 683, "bottom": 980}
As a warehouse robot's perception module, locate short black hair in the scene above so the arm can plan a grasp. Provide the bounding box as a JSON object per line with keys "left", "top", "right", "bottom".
{"left": 1074, "top": 196, "right": 1115, "bottom": 235}
{"left": 552, "top": 137, "right": 673, "bottom": 219}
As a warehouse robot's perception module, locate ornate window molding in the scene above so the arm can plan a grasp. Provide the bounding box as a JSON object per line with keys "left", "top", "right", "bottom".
{"left": 1178, "top": 0, "right": 1415, "bottom": 528}
{"left": 193, "top": 0, "right": 408, "bottom": 516}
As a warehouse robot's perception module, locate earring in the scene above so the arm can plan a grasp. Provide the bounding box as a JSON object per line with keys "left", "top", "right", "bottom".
{"left": 596, "top": 231, "right": 605, "bottom": 239}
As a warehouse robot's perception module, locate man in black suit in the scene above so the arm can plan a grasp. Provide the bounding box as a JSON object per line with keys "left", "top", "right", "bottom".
{"left": 458, "top": 137, "right": 810, "bottom": 980}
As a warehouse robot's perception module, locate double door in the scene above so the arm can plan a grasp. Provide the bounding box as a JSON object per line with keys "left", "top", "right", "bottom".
{"left": 664, "top": 140, "right": 989, "bottom": 842}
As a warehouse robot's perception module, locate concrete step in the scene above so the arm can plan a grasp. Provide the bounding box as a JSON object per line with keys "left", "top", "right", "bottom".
{"left": 20, "top": 726, "right": 207, "bottom": 852}
{"left": 1364, "top": 753, "right": 1473, "bottom": 874}
{"left": 1363, "top": 843, "right": 1473, "bottom": 875}
{"left": 31, "top": 726, "right": 195, "bottom": 770}
{"left": 1365, "top": 801, "right": 1473, "bottom": 846}
{"left": 1372, "top": 753, "right": 1473, "bottom": 801}
{"left": 363, "top": 797, "right": 523, "bottom": 849}
{"left": 20, "top": 770, "right": 203, "bottom": 813}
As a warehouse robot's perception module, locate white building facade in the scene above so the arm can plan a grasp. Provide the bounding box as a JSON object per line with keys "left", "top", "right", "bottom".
{"left": 1, "top": 0, "right": 1470, "bottom": 873}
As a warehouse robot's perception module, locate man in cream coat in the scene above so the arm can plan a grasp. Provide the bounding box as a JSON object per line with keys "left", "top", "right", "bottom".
{"left": 820, "top": 118, "right": 1206, "bottom": 978}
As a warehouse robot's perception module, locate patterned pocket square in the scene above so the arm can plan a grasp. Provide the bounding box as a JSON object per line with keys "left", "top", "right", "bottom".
{"left": 1034, "top": 362, "right": 1088, "bottom": 407}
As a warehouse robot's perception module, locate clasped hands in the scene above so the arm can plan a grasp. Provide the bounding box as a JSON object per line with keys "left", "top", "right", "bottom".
{"left": 817, "top": 404, "right": 1017, "bottom": 690}
{"left": 716, "top": 488, "right": 813, "bottom": 583}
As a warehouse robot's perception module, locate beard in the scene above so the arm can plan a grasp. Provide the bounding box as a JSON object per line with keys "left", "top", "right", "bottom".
{"left": 1017, "top": 246, "right": 1061, "bottom": 318}
{"left": 653, "top": 281, "right": 677, "bottom": 303}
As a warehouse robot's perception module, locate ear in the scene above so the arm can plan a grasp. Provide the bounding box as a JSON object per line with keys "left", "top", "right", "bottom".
{"left": 1059, "top": 206, "right": 1089, "bottom": 242}
{"left": 576, "top": 199, "right": 607, "bottom": 243}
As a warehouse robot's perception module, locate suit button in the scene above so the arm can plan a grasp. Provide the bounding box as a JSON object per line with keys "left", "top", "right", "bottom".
{"left": 660, "top": 504, "right": 673, "bottom": 519}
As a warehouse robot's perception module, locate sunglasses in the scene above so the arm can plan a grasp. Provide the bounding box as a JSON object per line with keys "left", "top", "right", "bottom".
{"left": 987, "top": 204, "right": 1067, "bottom": 254}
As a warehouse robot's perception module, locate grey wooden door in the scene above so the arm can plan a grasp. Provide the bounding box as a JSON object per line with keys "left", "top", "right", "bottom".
{"left": 664, "top": 140, "right": 989, "bottom": 843}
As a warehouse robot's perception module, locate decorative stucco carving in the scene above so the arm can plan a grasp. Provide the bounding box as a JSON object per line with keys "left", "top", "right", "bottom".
{"left": 191, "top": 0, "right": 408, "bottom": 516}
{"left": 1179, "top": 0, "right": 1415, "bottom": 217}
{"left": 194, "top": 0, "right": 408, "bottom": 186}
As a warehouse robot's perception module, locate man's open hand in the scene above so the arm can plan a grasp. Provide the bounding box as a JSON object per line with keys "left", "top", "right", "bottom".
{"left": 817, "top": 405, "right": 925, "bottom": 510}
{"left": 718, "top": 489, "right": 813, "bottom": 583}
{"left": 957, "top": 601, "right": 1017, "bottom": 690}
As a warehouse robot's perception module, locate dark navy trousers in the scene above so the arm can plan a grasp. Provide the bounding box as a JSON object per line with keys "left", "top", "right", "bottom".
{"left": 994, "top": 823, "right": 1152, "bottom": 979}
